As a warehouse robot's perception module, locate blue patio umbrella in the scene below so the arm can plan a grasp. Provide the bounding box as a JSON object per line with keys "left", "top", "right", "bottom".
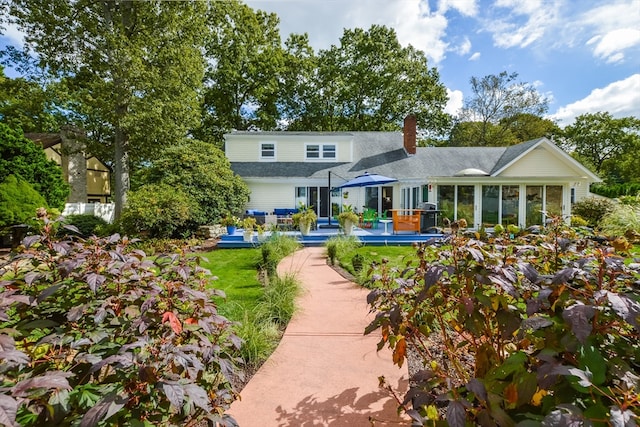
{"left": 337, "top": 172, "right": 397, "bottom": 188}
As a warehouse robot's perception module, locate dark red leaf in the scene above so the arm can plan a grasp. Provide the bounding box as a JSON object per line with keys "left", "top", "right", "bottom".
{"left": 11, "top": 371, "right": 72, "bottom": 396}
{"left": 0, "top": 394, "right": 17, "bottom": 427}
{"left": 563, "top": 304, "right": 595, "bottom": 343}
{"left": 446, "top": 401, "right": 466, "bottom": 427}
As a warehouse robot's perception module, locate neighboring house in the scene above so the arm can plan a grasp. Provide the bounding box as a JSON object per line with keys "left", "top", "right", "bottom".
{"left": 225, "top": 116, "right": 600, "bottom": 229}
{"left": 26, "top": 127, "right": 111, "bottom": 204}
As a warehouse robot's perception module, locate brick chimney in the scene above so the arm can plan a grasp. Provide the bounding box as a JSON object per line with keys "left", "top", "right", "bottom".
{"left": 403, "top": 114, "right": 416, "bottom": 155}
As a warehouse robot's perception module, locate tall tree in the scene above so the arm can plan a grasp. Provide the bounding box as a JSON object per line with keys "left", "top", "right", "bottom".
{"left": 456, "top": 71, "right": 549, "bottom": 146}
{"left": 281, "top": 25, "right": 450, "bottom": 135}
{"left": 0, "top": 66, "right": 60, "bottom": 133}
{"left": 197, "top": 0, "right": 284, "bottom": 143}
{"left": 561, "top": 112, "right": 640, "bottom": 183}
{"left": 7, "top": 1, "right": 207, "bottom": 218}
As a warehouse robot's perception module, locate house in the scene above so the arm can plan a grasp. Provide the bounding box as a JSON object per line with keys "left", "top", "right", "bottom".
{"left": 224, "top": 116, "right": 600, "bottom": 229}
{"left": 25, "top": 126, "right": 111, "bottom": 204}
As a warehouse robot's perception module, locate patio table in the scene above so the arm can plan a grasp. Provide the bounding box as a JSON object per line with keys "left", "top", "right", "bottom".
{"left": 379, "top": 219, "right": 393, "bottom": 235}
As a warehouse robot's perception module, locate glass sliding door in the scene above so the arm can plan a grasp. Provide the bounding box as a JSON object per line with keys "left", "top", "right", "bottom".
{"left": 482, "top": 185, "right": 499, "bottom": 226}
{"left": 381, "top": 186, "right": 393, "bottom": 215}
{"left": 546, "top": 185, "right": 563, "bottom": 219}
{"left": 526, "top": 186, "right": 543, "bottom": 226}
{"left": 437, "top": 185, "right": 455, "bottom": 225}
{"left": 457, "top": 185, "right": 474, "bottom": 223}
{"left": 365, "top": 187, "right": 379, "bottom": 213}
{"left": 502, "top": 185, "right": 519, "bottom": 226}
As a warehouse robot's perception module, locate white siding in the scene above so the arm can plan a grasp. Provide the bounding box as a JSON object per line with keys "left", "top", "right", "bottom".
{"left": 500, "top": 147, "right": 582, "bottom": 177}
{"left": 244, "top": 181, "right": 296, "bottom": 212}
{"left": 225, "top": 134, "right": 353, "bottom": 162}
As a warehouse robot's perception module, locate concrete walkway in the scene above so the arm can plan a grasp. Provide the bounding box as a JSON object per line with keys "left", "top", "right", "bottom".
{"left": 228, "top": 247, "right": 409, "bottom": 426}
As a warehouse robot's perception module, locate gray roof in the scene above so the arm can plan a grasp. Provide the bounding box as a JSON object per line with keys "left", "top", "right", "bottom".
{"left": 229, "top": 132, "right": 550, "bottom": 181}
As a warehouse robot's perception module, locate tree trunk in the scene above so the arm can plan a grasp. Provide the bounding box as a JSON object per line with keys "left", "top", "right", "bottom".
{"left": 113, "top": 125, "right": 130, "bottom": 221}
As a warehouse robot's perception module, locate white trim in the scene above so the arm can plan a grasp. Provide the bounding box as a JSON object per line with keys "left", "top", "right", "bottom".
{"left": 259, "top": 141, "right": 277, "bottom": 161}
{"left": 491, "top": 138, "right": 601, "bottom": 182}
{"left": 304, "top": 142, "right": 338, "bottom": 161}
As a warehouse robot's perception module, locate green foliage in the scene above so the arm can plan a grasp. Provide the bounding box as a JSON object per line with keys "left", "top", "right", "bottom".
{"left": 570, "top": 215, "right": 588, "bottom": 227}
{"left": 0, "top": 123, "right": 68, "bottom": 209}
{"left": 455, "top": 71, "right": 550, "bottom": 146}
{"left": 0, "top": 218, "right": 240, "bottom": 426}
{"left": 8, "top": 1, "right": 209, "bottom": 217}
{"left": 197, "top": 0, "right": 284, "bottom": 141}
{"left": 0, "top": 67, "right": 60, "bottom": 133}
{"left": 120, "top": 183, "right": 199, "bottom": 238}
{"left": 61, "top": 214, "right": 107, "bottom": 237}
{"left": 324, "top": 235, "right": 362, "bottom": 266}
{"left": 365, "top": 220, "right": 640, "bottom": 426}
{"left": 254, "top": 274, "right": 300, "bottom": 327}
{"left": 0, "top": 175, "right": 48, "bottom": 227}
{"left": 590, "top": 182, "right": 640, "bottom": 198}
{"left": 351, "top": 253, "right": 364, "bottom": 272}
{"left": 259, "top": 233, "right": 300, "bottom": 277}
{"left": 600, "top": 204, "right": 640, "bottom": 238}
{"left": 571, "top": 196, "right": 616, "bottom": 227}
{"left": 139, "top": 139, "right": 250, "bottom": 227}
{"left": 281, "top": 25, "right": 450, "bottom": 135}
{"left": 561, "top": 112, "right": 640, "bottom": 183}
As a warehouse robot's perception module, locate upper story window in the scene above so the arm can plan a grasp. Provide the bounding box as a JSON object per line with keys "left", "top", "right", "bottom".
{"left": 306, "top": 143, "right": 336, "bottom": 160}
{"left": 260, "top": 142, "right": 276, "bottom": 160}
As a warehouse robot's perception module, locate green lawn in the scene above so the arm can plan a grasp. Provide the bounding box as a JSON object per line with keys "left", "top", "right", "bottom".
{"left": 198, "top": 248, "right": 263, "bottom": 319}
{"left": 337, "top": 244, "right": 417, "bottom": 277}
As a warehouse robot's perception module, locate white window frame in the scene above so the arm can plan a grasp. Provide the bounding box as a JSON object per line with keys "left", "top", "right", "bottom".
{"left": 260, "top": 141, "right": 276, "bottom": 161}
{"left": 305, "top": 143, "right": 337, "bottom": 161}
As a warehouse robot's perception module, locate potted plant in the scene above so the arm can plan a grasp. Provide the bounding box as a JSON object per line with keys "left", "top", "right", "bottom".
{"left": 256, "top": 223, "right": 267, "bottom": 242}
{"left": 241, "top": 216, "right": 257, "bottom": 242}
{"left": 221, "top": 214, "right": 239, "bottom": 235}
{"left": 292, "top": 205, "right": 317, "bottom": 236}
{"left": 337, "top": 204, "right": 359, "bottom": 236}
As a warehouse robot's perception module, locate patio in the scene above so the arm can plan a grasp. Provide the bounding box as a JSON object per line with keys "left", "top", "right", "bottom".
{"left": 217, "top": 218, "right": 445, "bottom": 248}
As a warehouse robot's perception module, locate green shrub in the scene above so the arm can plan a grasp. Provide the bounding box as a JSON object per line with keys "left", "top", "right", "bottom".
{"left": 351, "top": 253, "right": 364, "bottom": 272}
{"left": 570, "top": 215, "right": 588, "bottom": 227}
{"left": 325, "top": 235, "right": 362, "bottom": 266}
{"left": 138, "top": 139, "right": 250, "bottom": 226}
{"left": 254, "top": 274, "right": 300, "bottom": 326}
{"left": 0, "top": 123, "right": 69, "bottom": 209}
{"left": 366, "top": 220, "right": 640, "bottom": 426}
{"left": 62, "top": 214, "right": 108, "bottom": 237}
{"left": 619, "top": 194, "right": 640, "bottom": 207}
{"left": 120, "top": 183, "right": 199, "bottom": 238}
{"left": 600, "top": 204, "right": 640, "bottom": 238}
{"left": 259, "top": 233, "right": 300, "bottom": 276}
{"left": 0, "top": 217, "right": 240, "bottom": 426}
{"left": 0, "top": 175, "right": 48, "bottom": 227}
{"left": 571, "top": 196, "right": 615, "bottom": 227}
{"left": 590, "top": 182, "right": 640, "bottom": 198}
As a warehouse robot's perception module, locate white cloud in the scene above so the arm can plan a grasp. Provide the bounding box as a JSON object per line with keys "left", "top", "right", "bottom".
{"left": 468, "top": 52, "right": 481, "bottom": 61}
{"left": 438, "top": 0, "right": 479, "bottom": 16}
{"left": 1, "top": 23, "right": 25, "bottom": 47}
{"left": 550, "top": 74, "right": 640, "bottom": 126}
{"left": 586, "top": 28, "right": 640, "bottom": 63}
{"left": 445, "top": 88, "right": 464, "bottom": 116}
{"left": 487, "top": 0, "right": 562, "bottom": 48}
{"left": 247, "top": 0, "right": 460, "bottom": 64}
{"left": 456, "top": 36, "right": 472, "bottom": 55}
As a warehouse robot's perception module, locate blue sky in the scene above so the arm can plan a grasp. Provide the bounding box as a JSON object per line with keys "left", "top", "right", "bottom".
{"left": 2, "top": 0, "right": 638, "bottom": 127}
{"left": 244, "top": 0, "right": 640, "bottom": 126}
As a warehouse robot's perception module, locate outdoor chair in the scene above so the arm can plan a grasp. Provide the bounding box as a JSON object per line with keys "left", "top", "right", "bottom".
{"left": 362, "top": 208, "right": 378, "bottom": 229}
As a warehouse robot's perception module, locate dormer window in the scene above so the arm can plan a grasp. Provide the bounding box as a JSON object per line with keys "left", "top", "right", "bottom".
{"left": 306, "top": 143, "right": 336, "bottom": 160}
{"left": 260, "top": 142, "right": 276, "bottom": 160}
